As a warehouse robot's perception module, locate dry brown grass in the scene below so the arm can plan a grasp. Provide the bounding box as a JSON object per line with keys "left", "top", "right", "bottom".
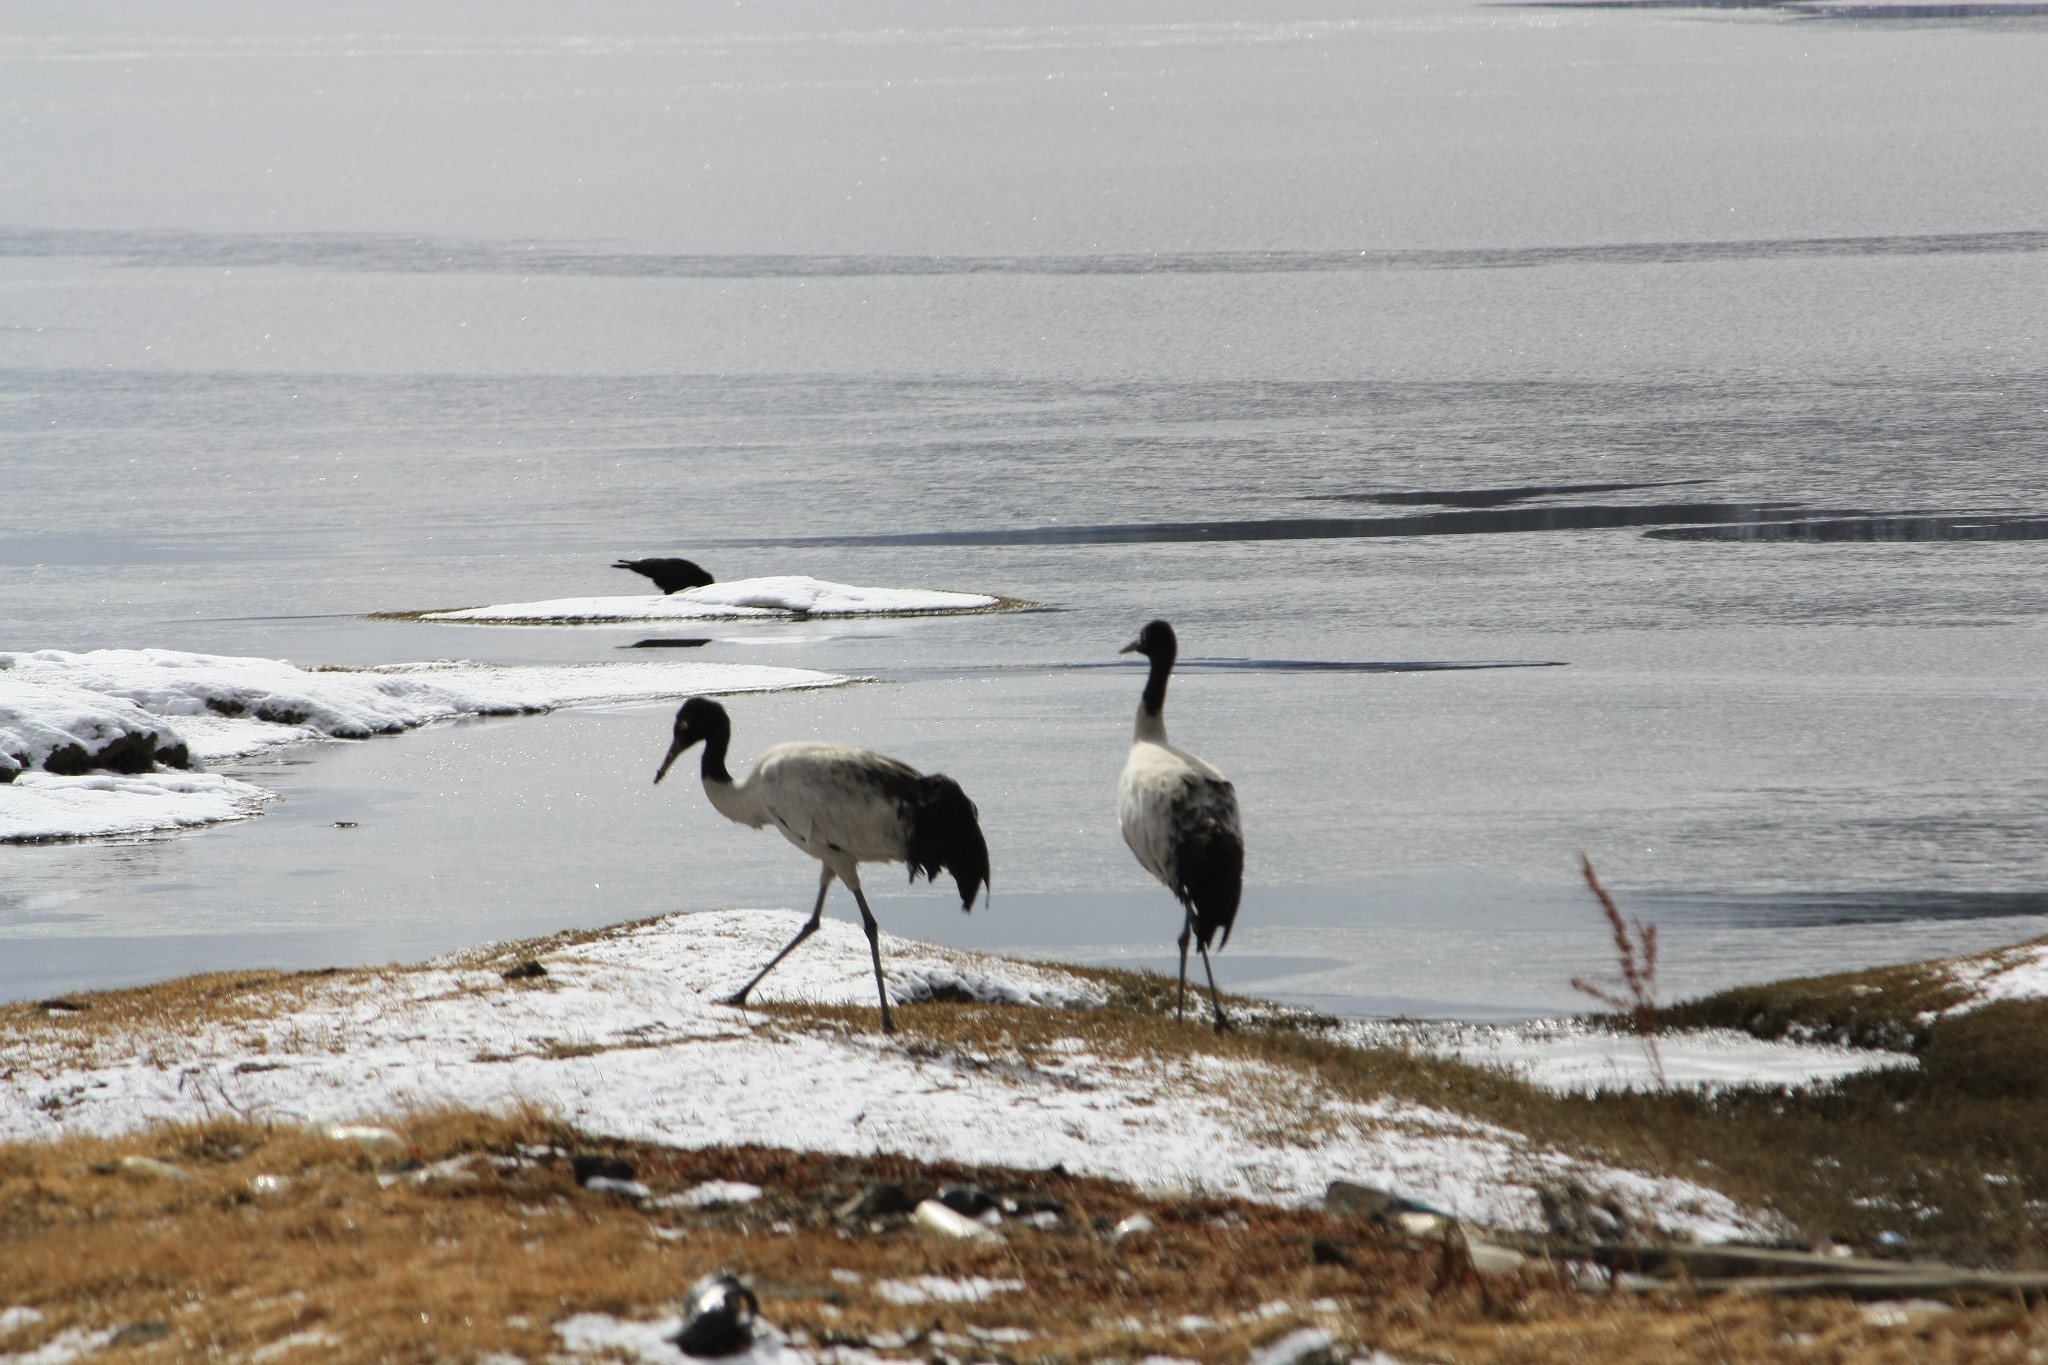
{"left": 10, "top": 923, "right": 2048, "bottom": 1359}
{"left": 3, "top": 1108, "right": 2044, "bottom": 1364}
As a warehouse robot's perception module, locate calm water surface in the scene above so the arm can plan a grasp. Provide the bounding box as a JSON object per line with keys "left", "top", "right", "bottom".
{"left": 3, "top": 0, "right": 2045, "bottom": 1015}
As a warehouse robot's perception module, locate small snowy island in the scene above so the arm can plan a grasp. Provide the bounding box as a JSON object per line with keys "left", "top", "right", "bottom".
{"left": 0, "top": 648, "right": 849, "bottom": 843}
{"left": 395, "top": 576, "right": 1024, "bottom": 626}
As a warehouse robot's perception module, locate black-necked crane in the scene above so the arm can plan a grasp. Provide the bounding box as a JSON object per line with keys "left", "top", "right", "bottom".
{"left": 1117, "top": 620, "right": 1244, "bottom": 1031}
{"left": 615, "top": 557, "right": 715, "bottom": 594}
{"left": 652, "top": 696, "right": 990, "bottom": 1033}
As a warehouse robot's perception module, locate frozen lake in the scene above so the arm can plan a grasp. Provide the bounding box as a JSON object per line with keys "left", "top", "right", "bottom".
{"left": 3, "top": 0, "right": 2045, "bottom": 1016}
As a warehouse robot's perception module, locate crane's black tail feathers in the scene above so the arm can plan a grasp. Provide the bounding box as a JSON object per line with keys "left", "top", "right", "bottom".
{"left": 1175, "top": 820, "right": 1244, "bottom": 952}
{"left": 903, "top": 774, "right": 991, "bottom": 911}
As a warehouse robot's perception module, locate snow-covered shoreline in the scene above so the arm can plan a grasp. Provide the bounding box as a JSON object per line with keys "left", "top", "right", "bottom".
{"left": 404, "top": 576, "right": 1018, "bottom": 626}
{"left": 1, "top": 908, "right": 1804, "bottom": 1244}
{"left": 1, "top": 648, "right": 850, "bottom": 842}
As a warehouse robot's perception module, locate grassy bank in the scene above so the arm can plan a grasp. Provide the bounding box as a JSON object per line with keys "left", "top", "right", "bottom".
{"left": 3, "top": 923, "right": 2046, "bottom": 1360}
{"left": 1, "top": 1107, "right": 2037, "bottom": 1364}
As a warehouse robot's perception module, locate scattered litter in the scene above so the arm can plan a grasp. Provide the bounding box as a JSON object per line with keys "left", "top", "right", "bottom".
{"left": 673, "top": 1275, "right": 760, "bottom": 1358}
{"left": 248, "top": 1174, "right": 291, "bottom": 1196}
{"left": 666, "top": 1181, "right": 763, "bottom": 1209}
{"left": 117, "top": 1155, "right": 194, "bottom": 1183}
{"left": 585, "top": 1176, "right": 653, "bottom": 1202}
{"left": 1466, "top": 1241, "right": 1529, "bottom": 1276}
{"left": 249, "top": 1330, "right": 342, "bottom": 1361}
{"left": 872, "top": 1277, "right": 1025, "bottom": 1306}
{"left": 1114, "top": 1213, "right": 1156, "bottom": 1240}
{"left": 378, "top": 1155, "right": 478, "bottom": 1189}
{"left": 1247, "top": 1328, "right": 1338, "bottom": 1365}
{"left": 1861, "top": 1299, "right": 1955, "bottom": 1327}
{"left": 913, "top": 1198, "right": 1000, "bottom": 1241}
{"left": 318, "top": 1123, "right": 403, "bottom": 1148}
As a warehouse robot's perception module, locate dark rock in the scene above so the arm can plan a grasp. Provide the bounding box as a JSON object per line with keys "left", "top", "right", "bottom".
{"left": 672, "top": 1273, "right": 759, "bottom": 1357}
{"left": 1311, "top": 1237, "right": 1352, "bottom": 1265}
{"left": 572, "top": 1152, "right": 636, "bottom": 1186}
{"left": 37, "top": 998, "right": 88, "bottom": 1013}
{"left": 41, "top": 729, "right": 189, "bottom": 777}
{"left": 501, "top": 959, "right": 549, "bottom": 981}
{"left": 109, "top": 1323, "right": 171, "bottom": 1348}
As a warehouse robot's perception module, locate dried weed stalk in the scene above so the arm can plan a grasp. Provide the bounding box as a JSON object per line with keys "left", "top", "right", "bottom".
{"left": 1570, "top": 853, "right": 1666, "bottom": 1092}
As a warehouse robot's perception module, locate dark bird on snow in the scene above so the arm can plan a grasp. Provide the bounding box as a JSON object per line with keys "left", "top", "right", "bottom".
{"left": 653, "top": 697, "right": 990, "bottom": 1033}
{"left": 614, "top": 556, "right": 715, "bottom": 594}
{"left": 1116, "top": 619, "right": 1244, "bottom": 1031}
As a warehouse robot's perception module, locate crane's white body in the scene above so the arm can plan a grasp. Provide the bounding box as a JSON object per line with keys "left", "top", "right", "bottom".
{"left": 1117, "top": 714, "right": 1241, "bottom": 895}
{"left": 704, "top": 741, "right": 923, "bottom": 889}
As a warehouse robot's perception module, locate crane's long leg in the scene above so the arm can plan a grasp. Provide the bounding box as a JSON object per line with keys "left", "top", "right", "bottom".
{"left": 846, "top": 880, "right": 895, "bottom": 1035}
{"left": 726, "top": 864, "right": 833, "bottom": 1007}
{"left": 1196, "top": 938, "right": 1232, "bottom": 1034}
{"left": 1175, "top": 911, "right": 1194, "bottom": 1022}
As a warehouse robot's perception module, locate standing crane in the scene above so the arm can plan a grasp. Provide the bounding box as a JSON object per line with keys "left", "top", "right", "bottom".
{"left": 1116, "top": 620, "right": 1244, "bottom": 1031}
{"left": 653, "top": 697, "right": 990, "bottom": 1033}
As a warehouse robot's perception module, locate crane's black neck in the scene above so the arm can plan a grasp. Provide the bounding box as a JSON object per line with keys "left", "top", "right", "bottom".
{"left": 1141, "top": 646, "right": 1174, "bottom": 718}
{"left": 697, "top": 718, "right": 734, "bottom": 785}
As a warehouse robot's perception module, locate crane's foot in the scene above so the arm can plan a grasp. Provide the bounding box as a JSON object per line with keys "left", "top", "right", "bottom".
{"left": 878, "top": 1011, "right": 896, "bottom": 1035}
{"left": 1211, "top": 1012, "right": 1234, "bottom": 1035}
{"left": 722, "top": 990, "right": 752, "bottom": 1008}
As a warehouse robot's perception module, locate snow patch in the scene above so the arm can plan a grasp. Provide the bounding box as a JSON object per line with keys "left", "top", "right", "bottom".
{"left": 0, "top": 769, "right": 277, "bottom": 843}
{"left": 0, "top": 1310, "right": 45, "bottom": 1339}
{"left": 1361, "top": 1018, "right": 1917, "bottom": 1095}
{"left": 0, "top": 910, "right": 1774, "bottom": 1244}
{"left": 1, "top": 648, "right": 847, "bottom": 842}
{"left": 0, "top": 672, "right": 188, "bottom": 780}
{"left": 553, "top": 1313, "right": 807, "bottom": 1364}
{"left": 415, "top": 576, "right": 1004, "bottom": 624}
{"left": 559, "top": 910, "right": 1108, "bottom": 1012}
{"left": 0, "top": 1325, "right": 118, "bottom": 1365}
{"left": 1944, "top": 940, "right": 2048, "bottom": 1012}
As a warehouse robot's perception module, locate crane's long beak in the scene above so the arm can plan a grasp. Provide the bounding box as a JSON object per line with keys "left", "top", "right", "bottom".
{"left": 654, "top": 733, "right": 691, "bottom": 785}
{"left": 1119, "top": 637, "right": 1143, "bottom": 655}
